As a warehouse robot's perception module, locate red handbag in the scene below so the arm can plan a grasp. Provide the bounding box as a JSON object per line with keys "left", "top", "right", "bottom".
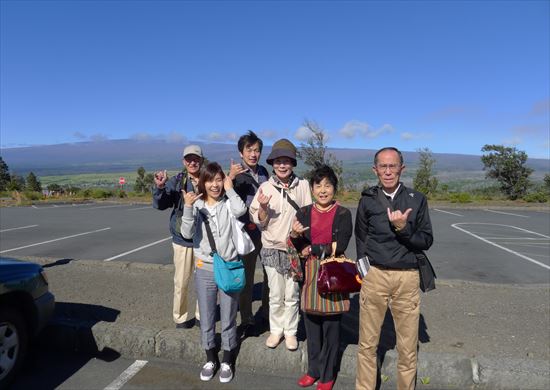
{"left": 317, "top": 242, "right": 362, "bottom": 294}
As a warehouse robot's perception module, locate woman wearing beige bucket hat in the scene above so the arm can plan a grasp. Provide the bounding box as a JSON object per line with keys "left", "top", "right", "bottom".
{"left": 249, "top": 139, "right": 312, "bottom": 351}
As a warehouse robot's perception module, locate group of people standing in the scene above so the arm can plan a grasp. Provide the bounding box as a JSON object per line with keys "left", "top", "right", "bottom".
{"left": 153, "top": 132, "right": 433, "bottom": 390}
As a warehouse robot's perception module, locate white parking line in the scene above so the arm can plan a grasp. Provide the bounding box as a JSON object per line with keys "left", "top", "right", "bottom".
{"left": 433, "top": 209, "right": 463, "bottom": 217}
{"left": 484, "top": 209, "right": 528, "bottom": 218}
{"left": 0, "top": 227, "right": 111, "bottom": 254}
{"left": 104, "top": 360, "right": 148, "bottom": 390}
{"left": 0, "top": 224, "right": 39, "bottom": 233}
{"left": 452, "top": 223, "right": 550, "bottom": 270}
{"left": 85, "top": 204, "right": 128, "bottom": 210}
{"left": 127, "top": 206, "right": 151, "bottom": 211}
{"left": 104, "top": 237, "right": 172, "bottom": 261}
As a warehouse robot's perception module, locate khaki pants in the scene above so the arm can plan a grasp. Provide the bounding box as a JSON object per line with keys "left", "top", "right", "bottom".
{"left": 264, "top": 265, "right": 300, "bottom": 336}
{"left": 356, "top": 266, "right": 421, "bottom": 390}
{"left": 172, "top": 243, "right": 200, "bottom": 324}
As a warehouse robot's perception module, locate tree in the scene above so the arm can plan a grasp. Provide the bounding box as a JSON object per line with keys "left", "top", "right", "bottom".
{"left": 544, "top": 173, "right": 550, "bottom": 195}
{"left": 0, "top": 156, "right": 10, "bottom": 191}
{"left": 25, "top": 172, "right": 42, "bottom": 192}
{"left": 134, "top": 166, "right": 153, "bottom": 193}
{"left": 481, "top": 144, "right": 533, "bottom": 200}
{"left": 7, "top": 174, "right": 25, "bottom": 191}
{"left": 297, "top": 120, "right": 343, "bottom": 187}
{"left": 47, "top": 183, "right": 63, "bottom": 194}
{"left": 413, "top": 148, "right": 438, "bottom": 196}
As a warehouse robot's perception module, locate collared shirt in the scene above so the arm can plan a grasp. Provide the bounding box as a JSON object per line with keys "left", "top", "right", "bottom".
{"left": 383, "top": 184, "right": 401, "bottom": 201}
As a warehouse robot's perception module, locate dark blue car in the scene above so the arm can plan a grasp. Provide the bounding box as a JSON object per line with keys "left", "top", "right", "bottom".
{"left": 0, "top": 258, "right": 55, "bottom": 388}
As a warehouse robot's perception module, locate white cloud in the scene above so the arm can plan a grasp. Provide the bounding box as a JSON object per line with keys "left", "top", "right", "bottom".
{"left": 131, "top": 132, "right": 152, "bottom": 141}
{"left": 165, "top": 131, "right": 187, "bottom": 143}
{"left": 259, "top": 129, "right": 278, "bottom": 140}
{"left": 501, "top": 137, "right": 522, "bottom": 147}
{"left": 294, "top": 126, "right": 311, "bottom": 141}
{"left": 401, "top": 132, "right": 415, "bottom": 140}
{"left": 338, "top": 121, "right": 394, "bottom": 139}
{"left": 89, "top": 133, "right": 109, "bottom": 142}
{"left": 199, "top": 132, "right": 238, "bottom": 142}
{"left": 72, "top": 131, "right": 87, "bottom": 140}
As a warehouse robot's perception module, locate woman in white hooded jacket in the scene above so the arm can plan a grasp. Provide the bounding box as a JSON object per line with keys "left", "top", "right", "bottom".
{"left": 249, "top": 139, "right": 312, "bottom": 351}
{"left": 180, "top": 162, "right": 247, "bottom": 384}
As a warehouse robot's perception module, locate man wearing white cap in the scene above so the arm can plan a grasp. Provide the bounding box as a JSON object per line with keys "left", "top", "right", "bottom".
{"left": 153, "top": 145, "right": 203, "bottom": 328}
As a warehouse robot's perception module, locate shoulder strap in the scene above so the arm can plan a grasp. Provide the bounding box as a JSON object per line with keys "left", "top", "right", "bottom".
{"left": 271, "top": 183, "right": 301, "bottom": 212}
{"left": 199, "top": 211, "right": 217, "bottom": 254}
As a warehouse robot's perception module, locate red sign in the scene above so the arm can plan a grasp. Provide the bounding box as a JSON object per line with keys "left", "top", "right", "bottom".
{"left": 119, "top": 177, "right": 126, "bottom": 185}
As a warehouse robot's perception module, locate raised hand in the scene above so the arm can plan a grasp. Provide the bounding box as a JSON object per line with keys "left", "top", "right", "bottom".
{"left": 387, "top": 207, "right": 412, "bottom": 231}
{"left": 224, "top": 174, "right": 234, "bottom": 191}
{"left": 154, "top": 170, "right": 168, "bottom": 188}
{"left": 291, "top": 218, "right": 309, "bottom": 238}
{"left": 228, "top": 159, "right": 245, "bottom": 180}
{"left": 257, "top": 188, "right": 272, "bottom": 210}
{"left": 182, "top": 190, "right": 203, "bottom": 206}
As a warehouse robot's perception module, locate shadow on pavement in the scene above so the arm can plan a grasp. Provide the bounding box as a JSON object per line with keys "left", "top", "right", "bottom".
{"left": 12, "top": 302, "right": 121, "bottom": 389}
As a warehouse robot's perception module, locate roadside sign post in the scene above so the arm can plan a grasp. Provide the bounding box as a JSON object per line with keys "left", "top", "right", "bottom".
{"left": 119, "top": 177, "right": 126, "bottom": 190}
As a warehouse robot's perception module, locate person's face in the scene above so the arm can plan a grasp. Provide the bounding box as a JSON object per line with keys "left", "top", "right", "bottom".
{"left": 312, "top": 177, "right": 335, "bottom": 208}
{"left": 205, "top": 173, "right": 224, "bottom": 201}
{"left": 272, "top": 157, "right": 294, "bottom": 182}
{"left": 372, "top": 150, "right": 404, "bottom": 193}
{"left": 183, "top": 154, "right": 202, "bottom": 175}
{"left": 240, "top": 142, "right": 261, "bottom": 168}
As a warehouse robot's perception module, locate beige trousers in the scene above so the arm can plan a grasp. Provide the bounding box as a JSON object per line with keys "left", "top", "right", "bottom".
{"left": 172, "top": 243, "right": 200, "bottom": 323}
{"left": 356, "top": 266, "right": 421, "bottom": 390}
{"left": 264, "top": 265, "right": 300, "bottom": 336}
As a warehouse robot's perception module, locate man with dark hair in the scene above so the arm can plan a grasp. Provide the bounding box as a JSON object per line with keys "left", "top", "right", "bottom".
{"left": 355, "top": 147, "right": 433, "bottom": 390}
{"left": 228, "top": 131, "right": 270, "bottom": 336}
{"left": 153, "top": 145, "right": 203, "bottom": 329}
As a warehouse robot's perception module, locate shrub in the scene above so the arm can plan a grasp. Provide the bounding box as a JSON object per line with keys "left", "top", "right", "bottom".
{"left": 23, "top": 191, "right": 42, "bottom": 201}
{"left": 91, "top": 188, "right": 112, "bottom": 199}
{"left": 523, "top": 192, "right": 548, "bottom": 203}
{"left": 449, "top": 192, "right": 472, "bottom": 203}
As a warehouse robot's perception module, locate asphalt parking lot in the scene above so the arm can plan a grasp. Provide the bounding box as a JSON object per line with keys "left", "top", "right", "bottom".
{"left": 1, "top": 202, "right": 549, "bottom": 284}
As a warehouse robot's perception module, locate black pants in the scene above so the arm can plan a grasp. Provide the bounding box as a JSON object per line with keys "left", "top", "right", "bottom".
{"left": 304, "top": 313, "right": 342, "bottom": 382}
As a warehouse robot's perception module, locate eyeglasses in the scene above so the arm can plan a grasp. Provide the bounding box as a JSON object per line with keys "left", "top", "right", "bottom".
{"left": 184, "top": 156, "right": 201, "bottom": 164}
{"left": 375, "top": 164, "right": 401, "bottom": 172}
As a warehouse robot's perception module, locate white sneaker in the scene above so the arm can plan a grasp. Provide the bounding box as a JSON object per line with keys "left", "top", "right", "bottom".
{"left": 219, "top": 362, "right": 234, "bottom": 383}
{"left": 200, "top": 361, "right": 218, "bottom": 381}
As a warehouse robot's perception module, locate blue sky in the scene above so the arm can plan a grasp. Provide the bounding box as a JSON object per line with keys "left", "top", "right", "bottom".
{"left": 1, "top": 0, "right": 549, "bottom": 158}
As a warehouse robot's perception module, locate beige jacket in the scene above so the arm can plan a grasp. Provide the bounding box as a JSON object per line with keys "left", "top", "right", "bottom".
{"left": 249, "top": 175, "right": 312, "bottom": 251}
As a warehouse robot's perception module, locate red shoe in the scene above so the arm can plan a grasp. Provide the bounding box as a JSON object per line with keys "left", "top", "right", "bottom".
{"left": 316, "top": 380, "right": 335, "bottom": 390}
{"left": 297, "top": 374, "right": 318, "bottom": 387}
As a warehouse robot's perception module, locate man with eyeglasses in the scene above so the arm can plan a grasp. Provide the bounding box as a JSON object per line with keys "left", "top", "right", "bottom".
{"left": 355, "top": 147, "right": 433, "bottom": 390}
{"left": 227, "top": 131, "right": 270, "bottom": 337}
{"left": 153, "top": 145, "right": 203, "bottom": 329}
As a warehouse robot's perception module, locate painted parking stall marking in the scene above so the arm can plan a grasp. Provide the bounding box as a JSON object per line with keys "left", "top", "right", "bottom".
{"left": 433, "top": 209, "right": 463, "bottom": 217}
{"left": 483, "top": 209, "right": 529, "bottom": 218}
{"left": 0, "top": 227, "right": 111, "bottom": 254}
{"left": 104, "top": 237, "right": 172, "bottom": 261}
{"left": 0, "top": 224, "right": 39, "bottom": 233}
{"left": 104, "top": 360, "right": 148, "bottom": 390}
{"left": 452, "top": 223, "right": 550, "bottom": 270}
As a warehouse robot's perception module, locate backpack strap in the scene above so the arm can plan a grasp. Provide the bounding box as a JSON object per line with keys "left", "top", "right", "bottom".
{"left": 271, "top": 183, "right": 303, "bottom": 219}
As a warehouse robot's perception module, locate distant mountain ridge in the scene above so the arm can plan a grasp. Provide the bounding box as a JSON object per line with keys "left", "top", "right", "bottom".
{"left": 1, "top": 139, "right": 548, "bottom": 179}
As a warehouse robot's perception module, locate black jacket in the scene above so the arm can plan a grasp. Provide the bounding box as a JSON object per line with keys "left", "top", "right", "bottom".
{"left": 355, "top": 184, "right": 433, "bottom": 269}
{"left": 291, "top": 203, "right": 353, "bottom": 258}
{"left": 233, "top": 165, "right": 269, "bottom": 240}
